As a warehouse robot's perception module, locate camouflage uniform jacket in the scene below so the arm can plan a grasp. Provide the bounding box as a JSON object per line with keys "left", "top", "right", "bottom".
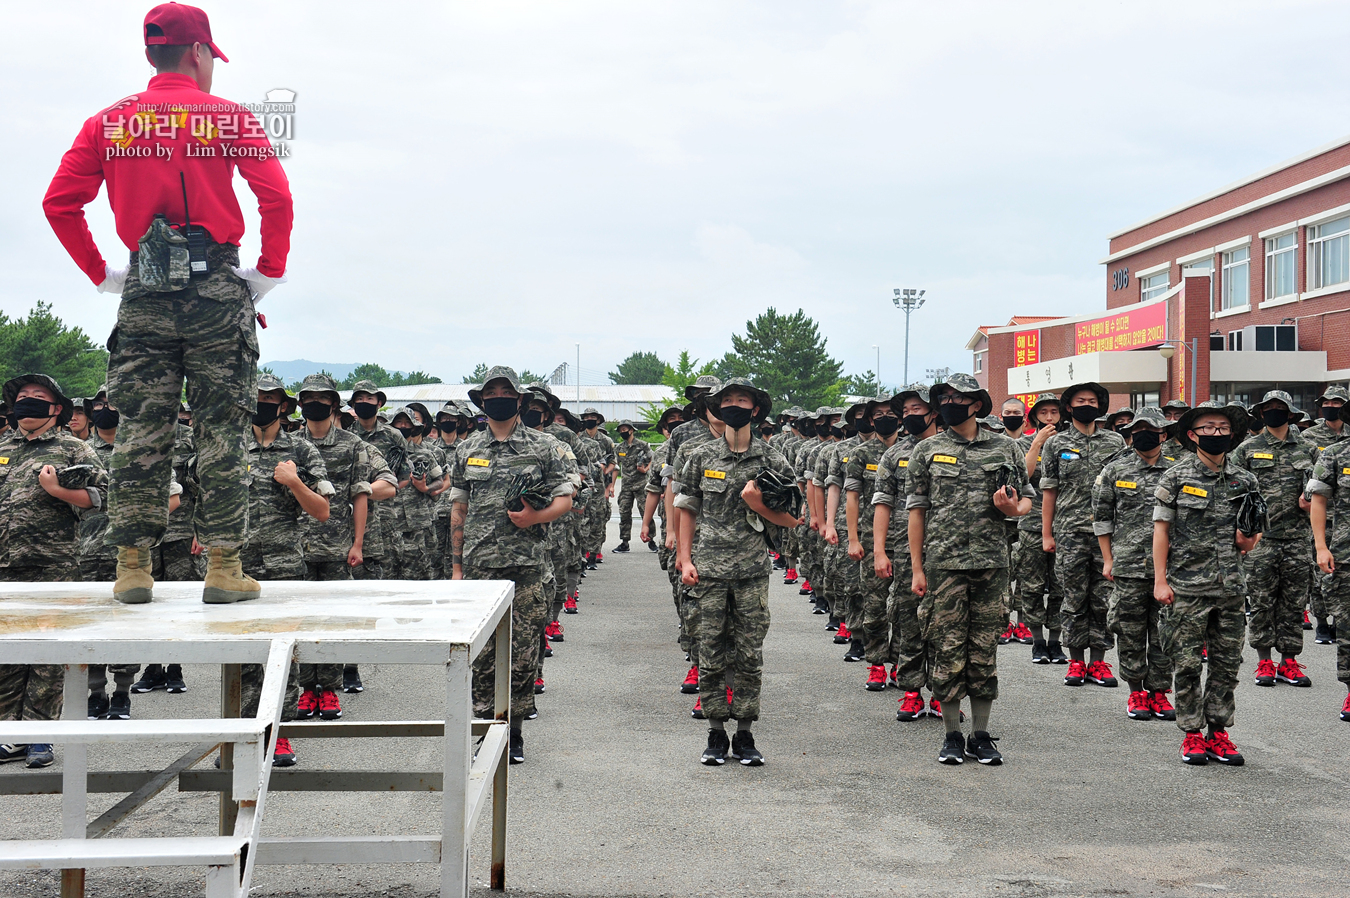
{"left": 1152, "top": 455, "right": 1259, "bottom": 597}
{"left": 243, "top": 429, "right": 335, "bottom": 561}
{"left": 433, "top": 437, "right": 460, "bottom": 519}
{"left": 1307, "top": 441, "right": 1350, "bottom": 560}
{"left": 0, "top": 427, "right": 108, "bottom": 568}
{"left": 844, "top": 435, "right": 895, "bottom": 545}
{"left": 1231, "top": 429, "right": 1316, "bottom": 539}
{"left": 164, "top": 423, "right": 198, "bottom": 543}
{"left": 399, "top": 439, "right": 445, "bottom": 532}
{"left": 795, "top": 438, "right": 827, "bottom": 485}
{"left": 543, "top": 423, "right": 585, "bottom": 494}
{"left": 905, "top": 429, "right": 1031, "bottom": 571}
{"left": 645, "top": 441, "right": 669, "bottom": 497}
{"left": 615, "top": 437, "right": 653, "bottom": 485}
{"left": 449, "top": 420, "right": 572, "bottom": 570}
{"left": 79, "top": 433, "right": 118, "bottom": 563}
{"left": 1159, "top": 437, "right": 1187, "bottom": 461}
{"left": 296, "top": 425, "right": 374, "bottom": 561}
{"left": 667, "top": 418, "right": 711, "bottom": 494}
{"left": 823, "top": 435, "right": 864, "bottom": 528}
{"left": 1092, "top": 451, "right": 1174, "bottom": 578}
{"left": 674, "top": 434, "right": 794, "bottom": 579}
{"left": 671, "top": 424, "right": 717, "bottom": 497}
{"left": 360, "top": 443, "right": 398, "bottom": 559}
{"left": 1016, "top": 431, "right": 1047, "bottom": 534}
{"left": 1302, "top": 420, "right": 1348, "bottom": 455}
{"left": 872, "top": 434, "right": 924, "bottom": 553}
{"left": 1039, "top": 426, "right": 1127, "bottom": 536}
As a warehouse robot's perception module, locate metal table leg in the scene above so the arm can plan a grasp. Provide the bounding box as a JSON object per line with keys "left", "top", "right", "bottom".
{"left": 441, "top": 648, "right": 471, "bottom": 898}
{"left": 219, "top": 664, "right": 241, "bottom": 837}
{"left": 491, "top": 609, "right": 510, "bottom": 890}
{"left": 61, "top": 663, "right": 88, "bottom": 898}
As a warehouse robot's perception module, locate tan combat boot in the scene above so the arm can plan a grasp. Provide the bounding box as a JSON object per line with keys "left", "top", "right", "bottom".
{"left": 202, "top": 547, "right": 262, "bottom": 604}
{"left": 113, "top": 546, "right": 155, "bottom": 604}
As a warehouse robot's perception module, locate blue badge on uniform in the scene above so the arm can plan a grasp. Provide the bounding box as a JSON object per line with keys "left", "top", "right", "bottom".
{"left": 1060, "top": 451, "right": 1080, "bottom": 460}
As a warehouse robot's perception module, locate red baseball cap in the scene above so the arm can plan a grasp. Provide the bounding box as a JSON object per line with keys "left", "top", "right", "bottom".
{"left": 143, "top": 3, "right": 228, "bottom": 62}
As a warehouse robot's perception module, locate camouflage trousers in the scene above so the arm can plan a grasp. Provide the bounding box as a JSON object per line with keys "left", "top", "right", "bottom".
{"left": 919, "top": 567, "right": 1006, "bottom": 704}
{"left": 692, "top": 576, "right": 771, "bottom": 722}
{"left": 154, "top": 538, "right": 203, "bottom": 581}
{"left": 80, "top": 553, "right": 119, "bottom": 583}
{"left": 1324, "top": 571, "right": 1350, "bottom": 685}
{"left": 826, "top": 540, "right": 863, "bottom": 628}
{"left": 1245, "top": 535, "right": 1311, "bottom": 656}
{"left": 433, "top": 517, "right": 452, "bottom": 580}
{"left": 617, "top": 483, "right": 643, "bottom": 543}
{"left": 858, "top": 550, "right": 892, "bottom": 665}
{"left": 0, "top": 564, "right": 77, "bottom": 722}
{"left": 1053, "top": 531, "right": 1113, "bottom": 650}
{"left": 106, "top": 251, "right": 257, "bottom": 548}
{"left": 1107, "top": 576, "right": 1173, "bottom": 692}
{"left": 239, "top": 566, "right": 301, "bottom": 723}
{"left": 302, "top": 559, "right": 352, "bottom": 691}
{"left": 380, "top": 524, "right": 406, "bottom": 579}
{"left": 89, "top": 664, "right": 140, "bottom": 693}
{"left": 1312, "top": 570, "right": 1333, "bottom": 621}
{"left": 468, "top": 566, "right": 548, "bottom": 722}
{"left": 350, "top": 558, "right": 383, "bottom": 581}
{"left": 1161, "top": 591, "right": 1246, "bottom": 732}
{"left": 1016, "top": 530, "right": 1062, "bottom": 631}
{"left": 884, "top": 548, "right": 921, "bottom": 680}
{"left": 400, "top": 530, "right": 434, "bottom": 581}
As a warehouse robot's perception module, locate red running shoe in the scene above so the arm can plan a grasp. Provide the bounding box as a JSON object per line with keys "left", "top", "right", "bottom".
{"left": 1180, "top": 731, "right": 1208, "bottom": 765}
{"left": 534, "top": 677, "right": 545, "bottom": 695}
{"left": 865, "top": 664, "right": 887, "bottom": 691}
{"left": 1253, "top": 658, "right": 1277, "bottom": 687}
{"left": 726, "top": 687, "right": 734, "bottom": 706}
{"left": 545, "top": 620, "right": 564, "bottom": 641}
{"left": 896, "top": 691, "right": 924, "bottom": 721}
{"left": 681, "top": 666, "right": 700, "bottom": 694}
{"left": 1086, "top": 660, "right": 1118, "bottom": 687}
{"left": 799, "top": 579, "right": 813, "bottom": 596}
{"left": 1276, "top": 657, "right": 1311, "bottom": 687}
{"left": 784, "top": 567, "right": 798, "bottom": 584}
{"left": 837, "top": 621, "right": 852, "bottom": 640}
{"left": 928, "top": 698, "right": 964, "bottom": 721}
{"left": 563, "top": 593, "right": 578, "bottom": 614}
{"left": 691, "top": 697, "right": 704, "bottom": 720}
{"left": 297, "top": 688, "right": 317, "bottom": 719}
{"left": 1063, "top": 660, "right": 1087, "bottom": 687}
{"left": 1126, "top": 690, "right": 1151, "bottom": 720}
{"left": 1303, "top": 609, "right": 1313, "bottom": 630}
{"left": 888, "top": 664, "right": 899, "bottom": 688}
{"left": 273, "top": 737, "right": 297, "bottom": 767}
{"left": 997, "top": 621, "right": 1015, "bottom": 644}
{"left": 1013, "top": 622, "right": 1035, "bottom": 645}
{"left": 1340, "top": 693, "right": 1350, "bottom": 722}
{"left": 1205, "top": 730, "right": 1244, "bottom": 766}
{"left": 1151, "top": 690, "right": 1176, "bottom": 720}
{"left": 318, "top": 688, "right": 342, "bottom": 720}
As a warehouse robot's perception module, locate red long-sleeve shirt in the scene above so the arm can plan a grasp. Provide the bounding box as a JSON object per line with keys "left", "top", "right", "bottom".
{"left": 43, "top": 73, "right": 293, "bottom": 285}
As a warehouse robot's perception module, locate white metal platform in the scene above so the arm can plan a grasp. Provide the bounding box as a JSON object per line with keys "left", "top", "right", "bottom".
{"left": 0, "top": 580, "right": 513, "bottom": 898}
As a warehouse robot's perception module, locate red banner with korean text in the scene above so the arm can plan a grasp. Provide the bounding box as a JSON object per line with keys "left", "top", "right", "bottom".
{"left": 1013, "top": 329, "right": 1039, "bottom": 409}
{"left": 1073, "top": 301, "right": 1167, "bottom": 355}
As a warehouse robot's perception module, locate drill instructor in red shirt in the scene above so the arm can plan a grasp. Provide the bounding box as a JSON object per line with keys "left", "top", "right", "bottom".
{"left": 43, "top": 3, "right": 294, "bottom": 605}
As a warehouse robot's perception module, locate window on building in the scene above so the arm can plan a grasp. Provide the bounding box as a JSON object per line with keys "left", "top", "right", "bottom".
{"left": 1308, "top": 216, "right": 1350, "bottom": 291}
{"left": 973, "top": 351, "right": 984, "bottom": 373}
{"left": 1183, "top": 258, "right": 1214, "bottom": 309}
{"left": 1265, "top": 232, "right": 1298, "bottom": 300}
{"left": 1221, "top": 246, "right": 1250, "bottom": 310}
{"left": 1141, "top": 271, "right": 1169, "bottom": 302}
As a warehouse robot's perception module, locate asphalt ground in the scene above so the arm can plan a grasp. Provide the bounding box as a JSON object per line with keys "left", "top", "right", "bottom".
{"left": 2, "top": 518, "right": 1348, "bottom": 897}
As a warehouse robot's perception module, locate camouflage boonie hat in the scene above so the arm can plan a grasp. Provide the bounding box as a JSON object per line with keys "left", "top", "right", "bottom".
{"left": 467, "top": 366, "right": 523, "bottom": 410}
{"left": 1317, "top": 385, "right": 1350, "bottom": 404}
{"left": 616, "top": 419, "right": 644, "bottom": 433}
{"left": 296, "top": 373, "right": 341, "bottom": 406}
{"left": 929, "top": 372, "right": 992, "bottom": 419}
{"left": 814, "top": 405, "right": 838, "bottom": 420}
{"left": 257, "top": 373, "right": 296, "bottom": 413}
{"left": 526, "top": 382, "right": 562, "bottom": 412}
{"left": 1127, "top": 407, "right": 1168, "bottom": 431}
{"left": 776, "top": 407, "right": 801, "bottom": 423}
{"left": 684, "top": 375, "right": 722, "bottom": 401}
{"left": 708, "top": 377, "right": 773, "bottom": 422}
{"left": 863, "top": 396, "right": 898, "bottom": 419}
{"left": 437, "top": 400, "right": 469, "bottom": 420}
{"left": 656, "top": 405, "right": 686, "bottom": 432}
{"left": 1176, "top": 401, "right": 1248, "bottom": 452}
{"left": 350, "top": 379, "right": 387, "bottom": 406}
{"left": 842, "top": 400, "right": 870, "bottom": 424}
{"left": 404, "top": 401, "right": 434, "bottom": 428}
{"left": 1059, "top": 381, "right": 1109, "bottom": 414}
{"left": 794, "top": 407, "right": 818, "bottom": 422}
{"left": 82, "top": 383, "right": 110, "bottom": 417}
{"left": 580, "top": 406, "right": 606, "bottom": 425}
{"left": 1027, "top": 392, "right": 1060, "bottom": 423}
{"left": 891, "top": 383, "right": 933, "bottom": 411}
{"left": 979, "top": 415, "right": 1005, "bottom": 432}
{"left": 1162, "top": 398, "right": 1191, "bottom": 413}
{"left": 1106, "top": 405, "right": 1135, "bottom": 429}
{"left": 3, "top": 373, "right": 75, "bottom": 426}
{"left": 557, "top": 407, "right": 584, "bottom": 432}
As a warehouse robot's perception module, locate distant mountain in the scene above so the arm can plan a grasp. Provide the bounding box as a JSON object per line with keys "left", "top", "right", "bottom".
{"left": 259, "top": 360, "right": 363, "bottom": 383}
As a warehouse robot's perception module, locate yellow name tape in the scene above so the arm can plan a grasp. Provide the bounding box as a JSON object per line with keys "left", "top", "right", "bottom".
{"left": 866, "top": 463, "right": 878, "bottom": 471}
{"left": 1115, "top": 480, "right": 1137, "bottom": 489}
{"left": 896, "top": 460, "right": 908, "bottom": 468}
{"left": 1252, "top": 452, "right": 1274, "bottom": 460}
{"left": 704, "top": 469, "right": 726, "bottom": 480}
{"left": 1181, "top": 485, "right": 1208, "bottom": 497}
{"left": 0, "top": 457, "right": 8, "bottom": 465}
{"left": 933, "top": 455, "right": 958, "bottom": 464}
{"left": 1343, "top": 467, "right": 1350, "bottom": 475}
{"left": 466, "top": 457, "right": 490, "bottom": 467}
{"left": 617, "top": 452, "right": 626, "bottom": 456}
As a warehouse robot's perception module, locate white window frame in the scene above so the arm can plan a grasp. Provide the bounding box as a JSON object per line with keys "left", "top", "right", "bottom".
{"left": 973, "top": 351, "right": 984, "bottom": 374}
{"left": 1264, "top": 230, "right": 1299, "bottom": 303}
{"left": 1307, "top": 215, "right": 1350, "bottom": 293}
{"left": 1221, "top": 245, "right": 1250, "bottom": 311}
{"left": 1140, "top": 271, "right": 1170, "bottom": 302}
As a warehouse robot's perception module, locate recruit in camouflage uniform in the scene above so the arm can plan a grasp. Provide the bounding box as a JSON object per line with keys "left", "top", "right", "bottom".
{"left": 0, "top": 375, "right": 109, "bottom": 767}
{"left": 390, "top": 403, "right": 446, "bottom": 581}
{"left": 1017, "top": 393, "right": 1067, "bottom": 663}
{"left": 613, "top": 420, "right": 653, "bottom": 550}
{"left": 1154, "top": 403, "right": 1260, "bottom": 763}
{"left": 796, "top": 407, "right": 839, "bottom": 614}
{"left": 1232, "top": 391, "right": 1318, "bottom": 685}
{"left": 1158, "top": 399, "right": 1191, "bottom": 460}
{"left": 906, "top": 373, "right": 1033, "bottom": 763}
{"left": 408, "top": 402, "right": 453, "bottom": 579}
{"left": 1303, "top": 386, "right": 1350, "bottom": 638}
{"left": 1306, "top": 430, "right": 1350, "bottom": 721}
{"left": 433, "top": 402, "right": 472, "bottom": 579}
{"left": 823, "top": 403, "right": 868, "bottom": 658}
{"left": 348, "top": 380, "right": 411, "bottom": 579}
{"left": 158, "top": 417, "right": 203, "bottom": 580}
{"left": 450, "top": 367, "right": 573, "bottom": 763}
{"left": 1092, "top": 408, "right": 1176, "bottom": 717}
{"left": 580, "top": 408, "right": 616, "bottom": 562}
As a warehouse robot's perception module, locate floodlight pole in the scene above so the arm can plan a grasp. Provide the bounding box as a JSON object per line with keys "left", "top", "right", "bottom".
{"left": 576, "top": 343, "right": 581, "bottom": 402}
{"left": 872, "top": 345, "right": 880, "bottom": 393}
{"left": 892, "top": 288, "right": 926, "bottom": 385}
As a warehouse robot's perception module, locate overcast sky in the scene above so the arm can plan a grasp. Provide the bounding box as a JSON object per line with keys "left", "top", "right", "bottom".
{"left": 6, "top": 0, "right": 1350, "bottom": 388}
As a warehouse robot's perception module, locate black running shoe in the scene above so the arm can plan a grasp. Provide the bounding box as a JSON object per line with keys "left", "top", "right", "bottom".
{"left": 1031, "top": 639, "right": 1049, "bottom": 664}
{"left": 342, "top": 666, "right": 364, "bottom": 694}
{"left": 614, "top": 541, "right": 630, "bottom": 553}
{"left": 965, "top": 731, "right": 1002, "bottom": 765}
{"left": 701, "top": 729, "right": 729, "bottom": 766}
{"left": 1315, "top": 621, "right": 1334, "bottom": 645}
{"left": 103, "top": 691, "right": 131, "bottom": 720}
{"left": 88, "top": 691, "right": 109, "bottom": 720}
{"left": 508, "top": 729, "right": 525, "bottom": 764}
{"left": 938, "top": 731, "right": 965, "bottom": 765}
{"left": 164, "top": 664, "right": 187, "bottom": 694}
{"left": 1046, "top": 641, "right": 1069, "bottom": 664}
{"left": 826, "top": 615, "right": 840, "bottom": 632}
{"left": 647, "top": 540, "right": 658, "bottom": 552}
{"left": 131, "top": 664, "right": 167, "bottom": 693}
{"left": 730, "top": 730, "right": 764, "bottom": 766}
{"left": 812, "top": 599, "right": 827, "bottom": 614}
{"left": 843, "top": 639, "right": 865, "bottom": 662}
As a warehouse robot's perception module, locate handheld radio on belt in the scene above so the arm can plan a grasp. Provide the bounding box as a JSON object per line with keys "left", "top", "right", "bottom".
{"left": 180, "top": 172, "right": 209, "bottom": 276}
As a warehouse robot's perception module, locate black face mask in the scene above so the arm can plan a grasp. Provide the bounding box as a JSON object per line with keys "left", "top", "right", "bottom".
{"left": 178, "top": 416, "right": 192, "bottom": 427}
{"left": 902, "top": 414, "right": 931, "bottom": 436}
{"left": 1131, "top": 430, "right": 1162, "bottom": 452}
{"left": 1326, "top": 404, "right": 1347, "bottom": 423}
{"left": 856, "top": 418, "right": 874, "bottom": 435}
{"left": 92, "top": 408, "right": 120, "bottom": 431}
{"left": 938, "top": 403, "right": 973, "bottom": 426}
{"left": 457, "top": 421, "right": 471, "bottom": 435}
{"left": 483, "top": 397, "right": 519, "bottom": 422}
{"left": 1070, "top": 404, "right": 1100, "bottom": 424}
{"left": 522, "top": 408, "right": 546, "bottom": 428}
{"left": 1001, "top": 415, "right": 1024, "bottom": 433}
{"left": 251, "top": 402, "right": 281, "bottom": 428}
{"left": 1262, "top": 408, "right": 1290, "bottom": 429}
{"left": 12, "top": 397, "right": 56, "bottom": 423}
{"left": 1195, "top": 433, "right": 1231, "bottom": 455}
{"left": 438, "top": 419, "right": 456, "bottom": 435}
{"left": 618, "top": 429, "right": 634, "bottom": 440}
{"left": 829, "top": 424, "right": 845, "bottom": 439}
{"left": 476, "top": 420, "right": 488, "bottom": 432}
{"left": 718, "top": 406, "right": 754, "bottom": 430}
{"left": 301, "top": 401, "right": 332, "bottom": 422}
{"left": 583, "top": 419, "right": 600, "bottom": 430}
{"left": 352, "top": 401, "right": 380, "bottom": 421}
{"left": 395, "top": 425, "right": 416, "bottom": 440}
{"left": 797, "top": 422, "right": 815, "bottom": 437}
{"left": 872, "top": 416, "right": 900, "bottom": 437}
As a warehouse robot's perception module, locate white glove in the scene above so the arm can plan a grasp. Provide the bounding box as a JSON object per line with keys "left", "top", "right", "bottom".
{"left": 231, "top": 266, "right": 287, "bottom": 304}
{"left": 97, "top": 264, "right": 128, "bottom": 295}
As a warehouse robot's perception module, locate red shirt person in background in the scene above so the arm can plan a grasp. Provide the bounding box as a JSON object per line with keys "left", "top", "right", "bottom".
{"left": 43, "top": 3, "right": 294, "bottom": 609}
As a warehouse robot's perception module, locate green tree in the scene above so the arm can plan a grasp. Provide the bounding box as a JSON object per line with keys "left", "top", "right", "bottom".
{"left": 608, "top": 351, "right": 667, "bottom": 385}
{"left": 0, "top": 301, "right": 108, "bottom": 398}
{"left": 659, "top": 350, "right": 715, "bottom": 397}
{"left": 840, "top": 370, "right": 882, "bottom": 398}
{"left": 727, "top": 308, "right": 842, "bottom": 412}
{"left": 462, "top": 364, "right": 547, "bottom": 386}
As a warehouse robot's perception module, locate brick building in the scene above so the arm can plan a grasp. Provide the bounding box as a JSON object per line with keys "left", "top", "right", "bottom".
{"left": 971, "top": 135, "right": 1350, "bottom": 411}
